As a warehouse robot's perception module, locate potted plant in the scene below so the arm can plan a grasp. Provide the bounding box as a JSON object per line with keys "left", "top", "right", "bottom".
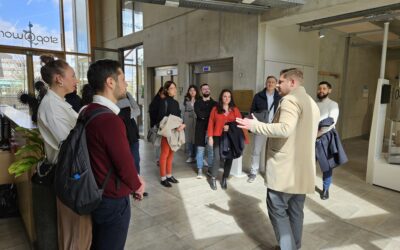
{"left": 8, "top": 127, "right": 44, "bottom": 177}
{"left": 8, "top": 127, "right": 58, "bottom": 250}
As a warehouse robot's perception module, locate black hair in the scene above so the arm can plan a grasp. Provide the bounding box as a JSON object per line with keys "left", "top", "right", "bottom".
{"left": 157, "top": 86, "right": 164, "bottom": 95}
{"left": 200, "top": 83, "right": 209, "bottom": 89}
{"left": 184, "top": 85, "right": 200, "bottom": 101}
{"left": 40, "top": 54, "right": 69, "bottom": 86}
{"left": 216, "top": 89, "right": 235, "bottom": 114}
{"left": 87, "top": 59, "right": 122, "bottom": 94}
{"left": 81, "top": 84, "right": 95, "bottom": 106}
{"left": 319, "top": 81, "right": 332, "bottom": 89}
{"left": 163, "top": 80, "right": 176, "bottom": 96}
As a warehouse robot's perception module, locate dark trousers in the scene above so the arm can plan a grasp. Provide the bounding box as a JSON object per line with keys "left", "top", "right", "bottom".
{"left": 130, "top": 141, "right": 140, "bottom": 174}
{"left": 211, "top": 136, "right": 233, "bottom": 178}
{"left": 267, "top": 189, "right": 306, "bottom": 250}
{"left": 91, "top": 196, "right": 131, "bottom": 250}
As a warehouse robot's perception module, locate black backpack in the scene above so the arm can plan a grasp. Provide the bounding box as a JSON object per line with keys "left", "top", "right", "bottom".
{"left": 55, "top": 107, "right": 113, "bottom": 215}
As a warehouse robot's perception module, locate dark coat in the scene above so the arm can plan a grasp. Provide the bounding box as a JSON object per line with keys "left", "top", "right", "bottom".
{"left": 157, "top": 96, "right": 181, "bottom": 126}
{"left": 65, "top": 92, "right": 82, "bottom": 113}
{"left": 149, "top": 94, "right": 162, "bottom": 128}
{"left": 194, "top": 98, "right": 217, "bottom": 146}
{"left": 316, "top": 118, "right": 348, "bottom": 172}
{"left": 119, "top": 107, "right": 139, "bottom": 145}
{"left": 250, "top": 89, "right": 281, "bottom": 114}
{"left": 220, "top": 122, "right": 245, "bottom": 160}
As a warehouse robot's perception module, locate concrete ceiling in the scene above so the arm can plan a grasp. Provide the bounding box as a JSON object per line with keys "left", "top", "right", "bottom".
{"left": 133, "top": 0, "right": 305, "bottom": 14}
{"left": 296, "top": 3, "right": 400, "bottom": 48}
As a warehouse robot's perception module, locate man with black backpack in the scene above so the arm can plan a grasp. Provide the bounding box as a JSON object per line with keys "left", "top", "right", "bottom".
{"left": 85, "top": 59, "right": 145, "bottom": 250}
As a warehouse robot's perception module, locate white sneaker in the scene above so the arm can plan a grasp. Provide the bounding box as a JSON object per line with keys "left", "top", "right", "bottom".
{"left": 197, "top": 169, "right": 203, "bottom": 179}
{"left": 203, "top": 159, "right": 208, "bottom": 167}
{"left": 186, "top": 157, "right": 195, "bottom": 163}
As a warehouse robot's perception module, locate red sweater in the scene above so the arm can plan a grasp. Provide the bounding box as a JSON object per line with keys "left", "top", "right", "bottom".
{"left": 208, "top": 106, "right": 242, "bottom": 137}
{"left": 85, "top": 103, "right": 141, "bottom": 198}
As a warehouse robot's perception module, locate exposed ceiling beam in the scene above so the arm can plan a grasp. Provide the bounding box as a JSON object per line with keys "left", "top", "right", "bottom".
{"left": 299, "top": 11, "right": 400, "bottom": 32}
{"left": 351, "top": 40, "right": 400, "bottom": 47}
{"left": 261, "top": 0, "right": 400, "bottom": 27}
{"left": 299, "top": 3, "right": 400, "bottom": 27}
{"left": 133, "top": 0, "right": 304, "bottom": 14}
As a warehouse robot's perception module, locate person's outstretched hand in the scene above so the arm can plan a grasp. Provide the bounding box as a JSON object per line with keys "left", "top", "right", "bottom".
{"left": 236, "top": 113, "right": 258, "bottom": 130}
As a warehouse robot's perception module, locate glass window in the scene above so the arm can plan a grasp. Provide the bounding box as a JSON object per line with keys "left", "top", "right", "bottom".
{"left": 123, "top": 45, "right": 144, "bottom": 134}
{"left": 0, "top": 0, "right": 62, "bottom": 50}
{"left": 121, "top": 0, "right": 143, "bottom": 36}
{"left": 66, "top": 54, "right": 90, "bottom": 93}
{"left": 0, "top": 53, "right": 28, "bottom": 112}
{"left": 64, "top": 0, "right": 90, "bottom": 53}
{"left": 137, "top": 46, "right": 144, "bottom": 105}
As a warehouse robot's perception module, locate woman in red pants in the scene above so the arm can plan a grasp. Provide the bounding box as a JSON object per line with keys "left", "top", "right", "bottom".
{"left": 157, "top": 81, "right": 186, "bottom": 187}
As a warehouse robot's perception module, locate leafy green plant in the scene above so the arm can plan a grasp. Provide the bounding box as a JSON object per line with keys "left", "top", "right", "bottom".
{"left": 8, "top": 127, "right": 45, "bottom": 177}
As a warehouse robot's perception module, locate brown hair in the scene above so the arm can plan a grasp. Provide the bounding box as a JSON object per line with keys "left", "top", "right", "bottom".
{"left": 280, "top": 68, "right": 304, "bottom": 83}
{"left": 163, "top": 81, "right": 176, "bottom": 96}
{"left": 40, "top": 54, "right": 69, "bottom": 86}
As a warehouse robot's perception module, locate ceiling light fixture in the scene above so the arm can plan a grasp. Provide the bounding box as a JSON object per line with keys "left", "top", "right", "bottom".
{"left": 319, "top": 29, "right": 325, "bottom": 38}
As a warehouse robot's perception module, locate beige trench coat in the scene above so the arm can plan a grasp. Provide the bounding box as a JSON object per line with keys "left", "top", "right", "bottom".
{"left": 250, "top": 86, "right": 320, "bottom": 194}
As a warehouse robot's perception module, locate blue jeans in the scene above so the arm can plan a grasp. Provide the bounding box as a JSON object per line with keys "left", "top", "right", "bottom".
{"left": 196, "top": 136, "right": 213, "bottom": 169}
{"left": 322, "top": 168, "right": 333, "bottom": 190}
{"left": 91, "top": 196, "right": 131, "bottom": 250}
{"left": 186, "top": 142, "right": 196, "bottom": 158}
{"left": 130, "top": 141, "right": 140, "bottom": 175}
{"left": 267, "top": 189, "right": 305, "bottom": 250}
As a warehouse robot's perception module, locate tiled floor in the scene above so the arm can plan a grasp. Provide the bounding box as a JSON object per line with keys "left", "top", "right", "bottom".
{"left": 1, "top": 138, "right": 400, "bottom": 249}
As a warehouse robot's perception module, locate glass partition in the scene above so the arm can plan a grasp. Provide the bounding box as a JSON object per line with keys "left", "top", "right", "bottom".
{"left": 0, "top": 53, "right": 28, "bottom": 112}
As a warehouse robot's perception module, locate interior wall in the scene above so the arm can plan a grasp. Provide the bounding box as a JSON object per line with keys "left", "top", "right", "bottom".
{"left": 317, "top": 29, "right": 347, "bottom": 135}
{"left": 342, "top": 39, "right": 381, "bottom": 139}
{"left": 95, "top": 2, "right": 259, "bottom": 133}
{"left": 263, "top": 24, "right": 320, "bottom": 96}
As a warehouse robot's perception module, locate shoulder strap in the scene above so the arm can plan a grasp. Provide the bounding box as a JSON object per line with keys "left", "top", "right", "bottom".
{"left": 81, "top": 107, "right": 120, "bottom": 190}
{"left": 82, "top": 107, "right": 114, "bottom": 127}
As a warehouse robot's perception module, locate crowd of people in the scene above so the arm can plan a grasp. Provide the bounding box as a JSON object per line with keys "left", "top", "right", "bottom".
{"left": 34, "top": 54, "right": 346, "bottom": 250}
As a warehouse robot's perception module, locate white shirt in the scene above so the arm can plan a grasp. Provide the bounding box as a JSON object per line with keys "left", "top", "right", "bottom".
{"left": 93, "top": 95, "right": 120, "bottom": 115}
{"left": 37, "top": 89, "right": 78, "bottom": 163}
{"left": 316, "top": 97, "right": 339, "bottom": 134}
{"left": 266, "top": 91, "right": 275, "bottom": 123}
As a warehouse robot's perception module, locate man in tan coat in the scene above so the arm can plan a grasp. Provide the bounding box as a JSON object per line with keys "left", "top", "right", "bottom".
{"left": 236, "top": 68, "right": 320, "bottom": 250}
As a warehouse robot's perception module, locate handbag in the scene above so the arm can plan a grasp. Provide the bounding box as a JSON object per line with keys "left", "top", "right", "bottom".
{"left": 31, "top": 159, "right": 55, "bottom": 186}
{"left": 253, "top": 103, "right": 274, "bottom": 123}
{"left": 147, "top": 99, "right": 168, "bottom": 143}
{"left": 147, "top": 126, "right": 158, "bottom": 143}
{"left": 253, "top": 110, "right": 269, "bottom": 122}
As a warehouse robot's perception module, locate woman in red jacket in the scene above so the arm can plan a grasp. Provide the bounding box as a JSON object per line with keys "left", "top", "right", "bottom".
{"left": 207, "top": 89, "right": 244, "bottom": 190}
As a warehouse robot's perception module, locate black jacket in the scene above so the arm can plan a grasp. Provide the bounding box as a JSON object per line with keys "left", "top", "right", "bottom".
{"left": 156, "top": 96, "right": 181, "bottom": 126}
{"left": 250, "top": 89, "right": 281, "bottom": 115}
{"left": 65, "top": 92, "right": 82, "bottom": 113}
{"left": 194, "top": 98, "right": 217, "bottom": 146}
{"left": 119, "top": 107, "right": 139, "bottom": 145}
{"left": 316, "top": 118, "right": 348, "bottom": 172}
{"left": 220, "top": 122, "right": 245, "bottom": 160}
{"left": 149, "top": 95, "right": 162, "bottom": 128}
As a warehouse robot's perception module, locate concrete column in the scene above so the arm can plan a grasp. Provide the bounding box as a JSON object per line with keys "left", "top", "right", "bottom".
{"left": 379, "top": 22, "right": 389, "bottom": 79}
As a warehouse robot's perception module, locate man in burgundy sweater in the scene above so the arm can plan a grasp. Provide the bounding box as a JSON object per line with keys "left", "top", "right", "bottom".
{"left": 86, "top": 59, "right": 145, "bottom": 250}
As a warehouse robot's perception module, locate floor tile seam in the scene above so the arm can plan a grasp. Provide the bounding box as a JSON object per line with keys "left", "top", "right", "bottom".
{"left": 320, "top": 212, "right": 398, "bottom": 240}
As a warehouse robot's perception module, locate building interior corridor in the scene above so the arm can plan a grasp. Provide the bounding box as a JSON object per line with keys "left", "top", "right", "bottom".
{"left": 1, "top": 138, "right": 400, "bottom": 250}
